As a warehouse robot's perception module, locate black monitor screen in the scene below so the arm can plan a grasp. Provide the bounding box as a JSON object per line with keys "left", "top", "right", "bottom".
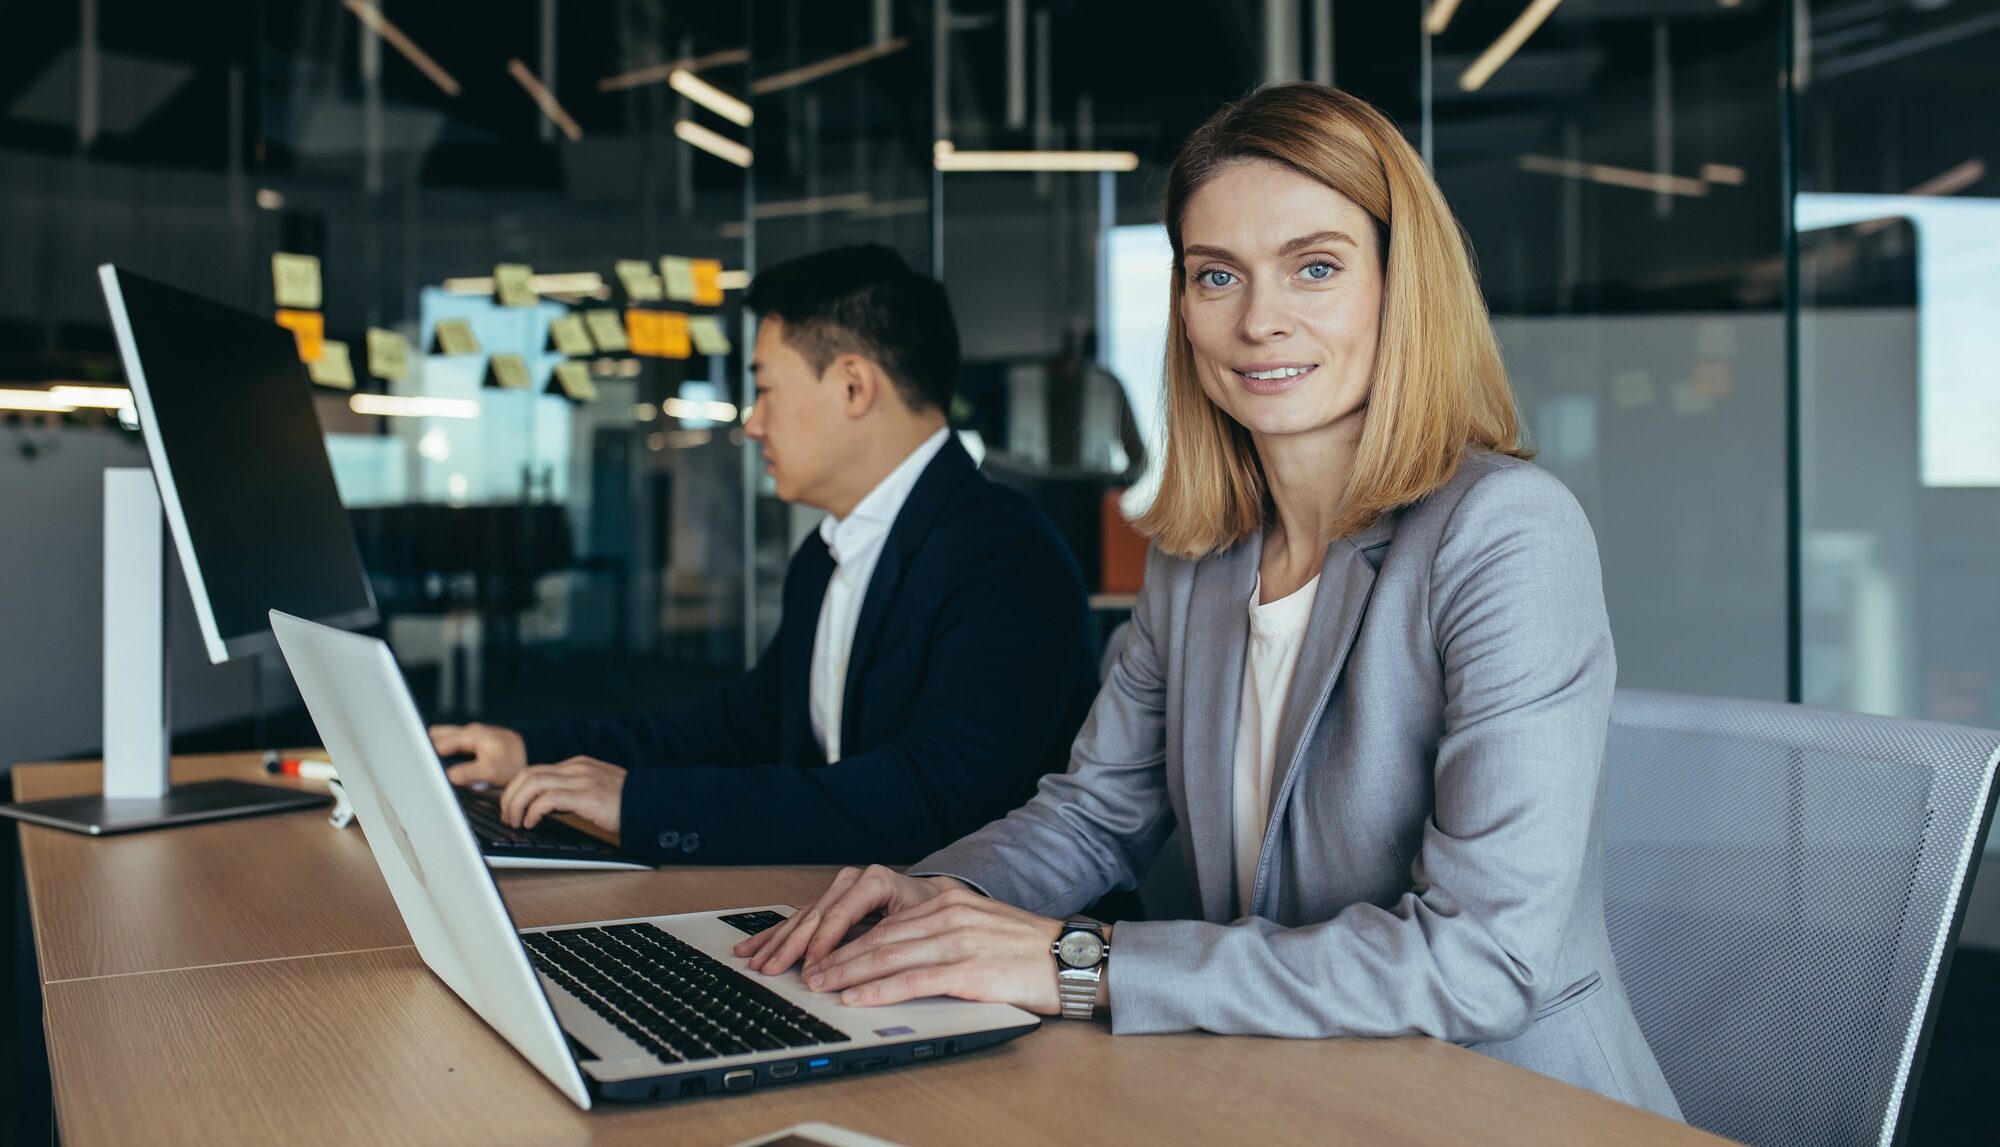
{"left": 103, "top": 266, "right": 377, "bottom": 663}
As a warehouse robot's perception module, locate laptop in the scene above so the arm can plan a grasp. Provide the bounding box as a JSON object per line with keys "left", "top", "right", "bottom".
{"left": 453, "top": 784, "right": 652, "bottom": 872}
{"left": 268, "top": 609, "right": 1039, "bottom": 1108}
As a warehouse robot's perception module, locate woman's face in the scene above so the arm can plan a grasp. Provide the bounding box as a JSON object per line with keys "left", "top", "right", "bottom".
{"left": 1178, "top": 159, "right": 1384, "bottom": 447}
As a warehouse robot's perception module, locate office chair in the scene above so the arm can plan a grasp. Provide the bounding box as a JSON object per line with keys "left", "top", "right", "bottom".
{"left": 1601, "top": 689, "right": 2000, "bottom": 1146}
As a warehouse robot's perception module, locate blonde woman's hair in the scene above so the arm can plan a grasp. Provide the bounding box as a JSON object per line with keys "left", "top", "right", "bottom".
{"left": 1135, "top": 82, "right": 1530, "bottom": 558}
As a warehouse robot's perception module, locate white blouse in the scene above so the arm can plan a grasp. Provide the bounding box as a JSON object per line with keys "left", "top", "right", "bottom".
{"left": 1231, "top": 572, "right": 1320, "bottom": 915}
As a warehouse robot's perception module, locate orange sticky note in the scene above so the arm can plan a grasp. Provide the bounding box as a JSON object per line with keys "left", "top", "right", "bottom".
{"left": 690, "top": 259, "right": 724, "bottom": 306}
{"left": 657, "top": 311, "right": 692, "bottom": 359}
{"left": 275, "top": 309, "right": 325, "bottom": 363}
{"left": 626, "top": 309, "right": 661, "bottom": 357}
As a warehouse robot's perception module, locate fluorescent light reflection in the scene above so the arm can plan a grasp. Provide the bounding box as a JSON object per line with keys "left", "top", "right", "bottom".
{"left": 342, "top": 0, "right": 461, "bottom": 96}
{"left": 675, "top": 120, "right": 752, "bottom": 167}
{"left": 1519, "top": 154, "right": 1708, "bottom": 198}
{"left": 1426, "top": 0, "right": 1466, "bottom": 35}
{"left": 349, "top": 394, "right": 481, "bottom": 419}
{"left": 599, "top": 49, "right": 749, "bottom": 93}
{"left": 933, "top": 141, "right": 1139, "bottom": 173}
{"left": 662, "top": 398, "right": 740, "bottom": 422}
{"left": 1459, "top": 0, "right": 1564, "bottom": 92}
{"left": 508, "top": 59, "right": 583, "bottom": 141}
{"left": 752, "top": 38, "right": 909, "bottom": 95}
{"left": 669, "top": 70, "right": 753, "bottom": 126}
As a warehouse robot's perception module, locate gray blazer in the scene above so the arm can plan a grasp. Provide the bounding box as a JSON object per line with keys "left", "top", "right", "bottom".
{"left": 915, "top": 451, "right": 1683, "bottom": 1119}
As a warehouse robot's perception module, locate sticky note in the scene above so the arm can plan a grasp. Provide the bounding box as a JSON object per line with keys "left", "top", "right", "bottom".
{"left": 275, "top": 309, "right": 324, "bottom": 363}
{"left": 487, "top": 353, "right": 533, "bottom": 390}
{"left": 615, "top": 259, "right": 663, "bottom": 302}
{"left": 494, "top": 263, "right": 537, "bottom": 308}
{"left": 659, "top": 256, "right": 697, "bottom": 302}
{"left": 690, "top": 259, "right": 724, "bottom": 306}
{"left": 552, "top": 361, "right": 598, "bottom": 402}
{"left": 688, "top": 314, "right": 732, "bottom": 356}
{"left": 656, "top": 311, "right": 692, "bottom": 359}
{"left": 585, "top": 310, "right": 629, "bottom": 352}
{"left": 434, "top": 318, "right": 480, "bottom": 356}
{"left": 367, "top": 328, "right": 411, "bottom": 382}
{"left": 308, "top": 340, "right": 355, "bottom": 389}
{"left": 272, "top": 253, "right": 322, "bottom": 310}
{"left": 548, "top": 314, "right": 595, "bottom": 356}
{"left": 626, "top": 310, "right": 661, "bottom": 357}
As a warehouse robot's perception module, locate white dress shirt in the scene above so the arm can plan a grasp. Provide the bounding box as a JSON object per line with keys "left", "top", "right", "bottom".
{"left": 809, "top": 427, "right": 953, "bottom": 762}
{"left": 1231, "top": 572, "right": 1320, "bottom": 915}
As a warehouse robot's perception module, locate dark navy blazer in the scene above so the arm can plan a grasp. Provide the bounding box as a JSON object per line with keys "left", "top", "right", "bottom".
{"left": 521, "top": 435, "right": 1099, "bottom": 865}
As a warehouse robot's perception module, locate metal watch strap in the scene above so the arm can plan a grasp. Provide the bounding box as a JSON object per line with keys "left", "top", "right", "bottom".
{"left": 1054, "top": 919, "right": 1106, "bottom": 1021}
{"left": 1057, "top": 967, "right": 1101, "bottom": 1020}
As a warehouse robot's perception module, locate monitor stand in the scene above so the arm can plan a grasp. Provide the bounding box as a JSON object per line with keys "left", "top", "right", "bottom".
{"left": 0, "top": 469, "right": 328, "bottom": 835}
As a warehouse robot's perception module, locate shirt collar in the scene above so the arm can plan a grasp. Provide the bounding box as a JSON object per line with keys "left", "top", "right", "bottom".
{"left": 818, "top": 426, "right": 952, "bottom": 565}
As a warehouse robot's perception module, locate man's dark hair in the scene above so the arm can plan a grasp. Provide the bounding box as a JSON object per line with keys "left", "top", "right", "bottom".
{"left": 743, "top": 244, "right": 960, "bottom": 414}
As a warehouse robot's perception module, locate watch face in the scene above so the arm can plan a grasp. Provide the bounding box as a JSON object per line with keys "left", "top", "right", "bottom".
{"left": 1057, "top": 930, "right": 1104, "bottom": 969}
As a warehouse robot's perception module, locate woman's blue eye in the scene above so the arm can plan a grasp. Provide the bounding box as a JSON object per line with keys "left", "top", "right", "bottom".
{"left": 1301, "top": 261, "right": 1337, "bottom": 281}
{"left": 1198, "top": 269, "right": 1235, "bottom": 289}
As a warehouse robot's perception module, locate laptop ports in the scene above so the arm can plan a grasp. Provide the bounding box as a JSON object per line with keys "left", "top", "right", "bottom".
{"left": 806, "top": 1057, "right": 834, "bottom": 1076}
{"left": 769, "top": 1062, "right": 800, "bottom": 1080}
{"left": 912, "top": 1043, "right": 935, "bottom": 1060}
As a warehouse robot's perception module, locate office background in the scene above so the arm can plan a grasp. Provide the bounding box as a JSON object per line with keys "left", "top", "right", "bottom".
{"left": 0, "top": 0, "right": 1994, "bottom": 1140}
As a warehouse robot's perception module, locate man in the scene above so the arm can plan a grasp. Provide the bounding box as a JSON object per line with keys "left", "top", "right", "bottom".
{"left": 431, "top": 244, "right": 1100, "bottom": 867}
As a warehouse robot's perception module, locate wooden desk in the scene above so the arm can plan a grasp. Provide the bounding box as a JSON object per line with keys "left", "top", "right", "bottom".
{"left": 15, "top": 753, "right": 840, "bottom": 984}
{"left": 20, "top": 755, "right": 1728, "bottom": 1146}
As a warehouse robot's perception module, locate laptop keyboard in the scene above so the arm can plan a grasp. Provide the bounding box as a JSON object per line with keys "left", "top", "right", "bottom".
{"left": 454, "top": 787, "right": 618, "bottom": 856}
{"left": 523, "top": 924, "right": 852, "bottom": 1065}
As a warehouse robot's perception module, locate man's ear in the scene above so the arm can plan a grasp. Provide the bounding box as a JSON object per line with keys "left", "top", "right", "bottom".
{"left": 831, "top": 353, "right": 880, "bottom": 419}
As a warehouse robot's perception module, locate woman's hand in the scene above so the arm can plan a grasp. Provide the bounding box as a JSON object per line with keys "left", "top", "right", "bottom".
{"left": 735, "top": 865, "right": 960, "bottom": 975}
{"left": 801, "top": 889, "right": 1075, "bottom": 1014}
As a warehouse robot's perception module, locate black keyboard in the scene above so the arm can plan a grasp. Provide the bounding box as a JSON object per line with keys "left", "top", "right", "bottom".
{"left": 523, "top": 924, "right": 852, "bottom": 1064}
{"left": 454, "top": 787, "right": 619, "bottom": 857}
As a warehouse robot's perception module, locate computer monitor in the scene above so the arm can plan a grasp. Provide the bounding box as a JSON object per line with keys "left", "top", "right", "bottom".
{"left": 0, "top": 267, "right": 377, "bottom": 834}
{"left": 102, "top": 266, "right": 378, "bottom": 662}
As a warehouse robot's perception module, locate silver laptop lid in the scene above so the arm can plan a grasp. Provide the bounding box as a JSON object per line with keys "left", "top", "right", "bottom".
{"left": 268, "top": 609, "right": 593, "bottom": 1109}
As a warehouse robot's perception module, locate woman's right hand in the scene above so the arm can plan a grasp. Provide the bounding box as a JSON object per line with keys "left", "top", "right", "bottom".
{"left": 428, "top": 723, "right": 529, "bottom": 788}
{"left": 734, "top": 865, "right": 966, "bottom": 976}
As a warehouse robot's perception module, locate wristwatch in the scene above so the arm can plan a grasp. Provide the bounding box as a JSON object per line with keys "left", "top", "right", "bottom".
{"left": 1051, "top": 919, "right": 1109, "bottom": 1020}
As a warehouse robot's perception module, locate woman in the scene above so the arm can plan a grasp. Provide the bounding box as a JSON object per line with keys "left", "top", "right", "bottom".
{"left": 736, "top": 82, "right": 1681, "bottom": 1119}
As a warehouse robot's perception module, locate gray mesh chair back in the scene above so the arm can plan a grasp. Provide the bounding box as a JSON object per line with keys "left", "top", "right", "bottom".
{"left": 1602, "top": 689, "right": 2000, "bottom": 1146}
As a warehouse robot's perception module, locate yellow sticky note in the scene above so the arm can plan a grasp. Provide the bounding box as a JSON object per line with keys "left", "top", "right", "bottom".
{"left": 625, "top": 310, "right": 658, "bottom": 357}
{"left": 690, "top": 259, "right": 724, "bottom": 306}
{"left": 552, "top": 361, "right": 598, "bottom": 402}
{"left": 272, "top": 253, "right": 322, "bottom": 310}
{"left": 275, "top": 309, "right": 324, "bottom": 363}
{"left": 656, "top": 312, "right": 692, "bottom": 359}
{"left": 308, "top": 340, "right": 355, "bottom": 389}
{"left": 585, "top": 310, "right": 629, "bottom": 352}
{"left": 494, "top": 263, "right": 537, "bottom": 308}
{"left": 615, "top": 259, "right": 663, "bottom": 302}
{"left": 487, "top": 353, "right": 533, "bottom": 390}
{"left": 548, "top": 314, "right": 596, "bottom": 356}
{"left": 366, "top": 328, "right": 411, "bottom": 381}
{"left": 688, "top": 314, "right": 732, "bottom": 356}
{"left": 659, "top": 256, "right": 697, "bottom": 302}
{"left": 434, "top": 318, "right": 480, "bottom": 356}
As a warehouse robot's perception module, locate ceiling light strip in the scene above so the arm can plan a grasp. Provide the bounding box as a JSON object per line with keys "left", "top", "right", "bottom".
{"left": 751, "top": 37, "right": 909, "bottom": 95}
{"left": 507, "top": 59, "right": 583, "bottom": 142}
{"left": 343, "top": 0, "right": 461, "bottom": 96}
{"left": 675, "top": 120, "right": 752, "bottom": 167}
{"left": 1459, "top": 0, "right": 1563, "bottom": 92}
